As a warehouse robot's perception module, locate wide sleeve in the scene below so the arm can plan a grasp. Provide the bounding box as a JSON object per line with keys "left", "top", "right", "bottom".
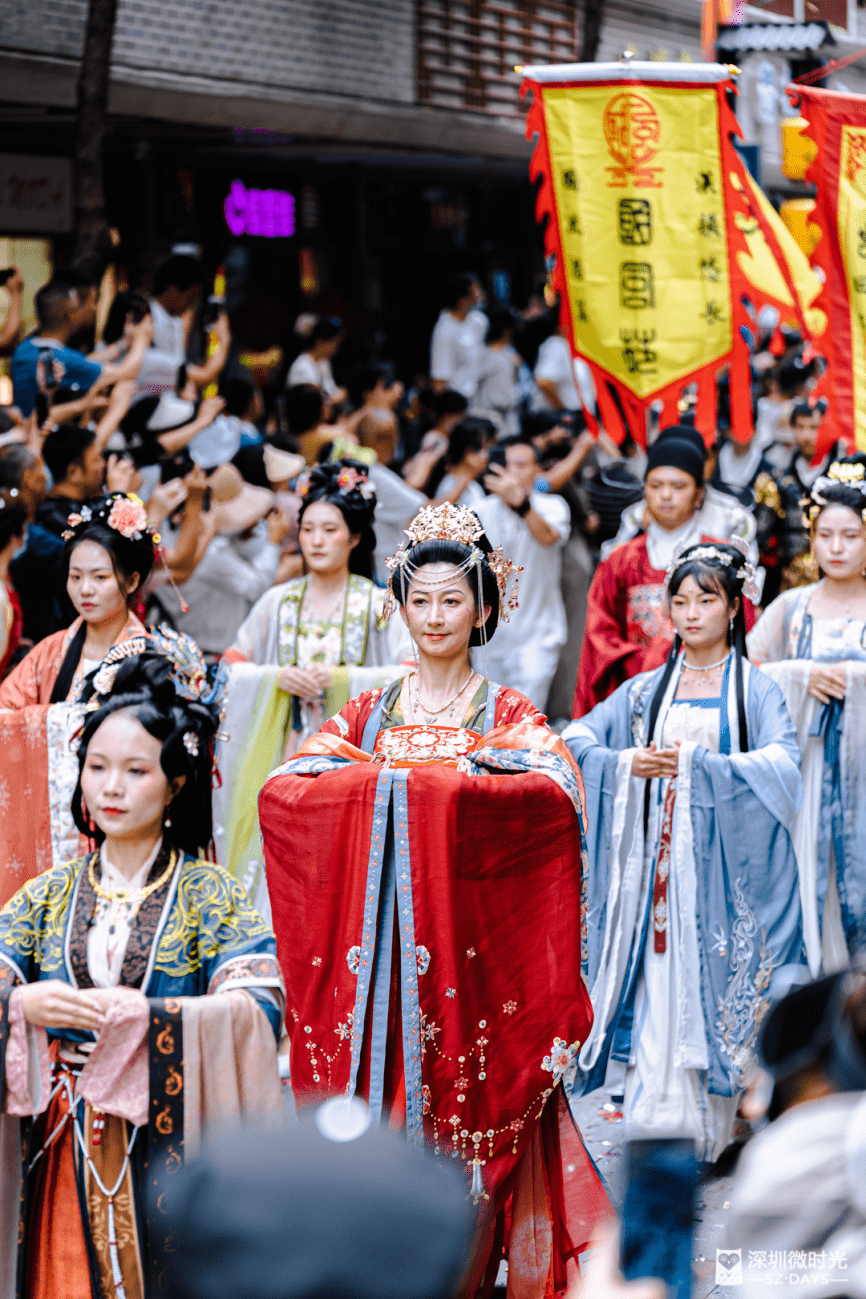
{"left": 746, "top": 588, "right": 803, "bottom": 664}
{"left": 706, "top": 668, "right": 803, "bottom": 826}
{"left": 493, "top": 687, "right": 549, "bottom": 727}
{"left": 176, "top": 861, "right": 284, "bottom": 1038}
{"left": 223, "top": 585, "right": 284, "bottom": 665}
{"left": 0, "top": 873, "right": 47, "bottom": 987}
{"left": 563, "top": 680, "right": 645, "bottom": 1000}
{"left": 0, "top": 635, "right": 57, "bottom": 708}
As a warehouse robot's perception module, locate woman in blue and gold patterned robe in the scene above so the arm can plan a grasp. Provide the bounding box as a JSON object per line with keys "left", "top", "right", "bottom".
{"left": 0, "top": 640, "right": 285, "bottom": 1299}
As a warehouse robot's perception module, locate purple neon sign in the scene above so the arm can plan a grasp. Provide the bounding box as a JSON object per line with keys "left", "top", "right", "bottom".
{"left": 224, "top": 179, "right": 295, "bottom": 237}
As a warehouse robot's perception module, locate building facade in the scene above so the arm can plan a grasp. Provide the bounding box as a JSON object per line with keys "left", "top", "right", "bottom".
{"left": 0, "top": 0, "right": 857, "bottom": 373}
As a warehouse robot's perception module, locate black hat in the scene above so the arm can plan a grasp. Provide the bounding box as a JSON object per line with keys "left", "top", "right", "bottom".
{"left": 656, "top": 424, "right": 707, "bottom": 457}
{"left": 645, "top": 433, "right": 705, "bottom": 485}
{"left": 157, "top": 1101, "right": 475, "bottom": 1299}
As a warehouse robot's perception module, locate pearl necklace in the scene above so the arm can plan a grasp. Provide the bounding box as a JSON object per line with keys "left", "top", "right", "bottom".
{"left": 407, "top": 671, "right": 477, "bottom": 725}
{"left": 680, "top": 652, "right": 730, "bottom": 686}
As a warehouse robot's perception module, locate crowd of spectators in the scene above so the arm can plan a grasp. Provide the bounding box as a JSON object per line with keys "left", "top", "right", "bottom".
{"left": 0, "top": 260, "right": 833, "bottom": 722}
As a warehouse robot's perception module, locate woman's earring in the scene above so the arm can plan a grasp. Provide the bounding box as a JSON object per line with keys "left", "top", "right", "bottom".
{"left": 164, "top": 813, "right": 172, "bottom": 828}
{"left": 729, "top": 613, "right": 735, "bottom": 643}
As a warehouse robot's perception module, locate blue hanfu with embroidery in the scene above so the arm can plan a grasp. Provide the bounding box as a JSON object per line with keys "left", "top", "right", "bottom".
{"left": 565, "top": 655, "right": 806, "bottom": 1159}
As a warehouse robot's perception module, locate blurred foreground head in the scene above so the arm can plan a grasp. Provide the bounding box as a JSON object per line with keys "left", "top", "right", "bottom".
{"left": 158, "top": 1098, "right": 475, "bottom": 1299}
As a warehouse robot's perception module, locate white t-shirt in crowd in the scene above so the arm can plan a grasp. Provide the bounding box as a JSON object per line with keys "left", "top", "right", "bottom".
{"left": 135, "top": 300, "right": 188, "bottom": 397}
{"left": 429, "top": 310, "right": 481, "bottom": 398}
{"left": 287, "top": 351, "right": 339, "bottom": 398}
{"left": 470, "top": 346, "right": 520, "bottom": 436}
{"left": 474, "top": 491, "right": 570, "bottom": 654}
{"left": 532, "top": 335, "right": 596, "bottom": 412}
{"left": 149, "top": 300, "right": 186, "bottom": 358}
{"left": 158, "top": 522, "right": 281, "bottom": 654}
{"left": 436, "top": 475, "right": 485, "bottom": 510}
{"left": 368, "top": 461, "right": 427, "bottom": 585}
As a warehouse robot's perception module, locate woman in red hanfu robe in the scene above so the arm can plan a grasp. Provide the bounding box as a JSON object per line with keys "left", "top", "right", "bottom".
{"left": 0, "top": 494, "right": 150, "bottom": 906}
{"left": 259, "top": 503, "right": 611, "bottom": 1299}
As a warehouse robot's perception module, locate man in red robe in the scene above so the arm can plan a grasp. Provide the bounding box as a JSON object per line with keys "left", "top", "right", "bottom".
{"left": 575, "top": 431, "right": 715, "bottom": 716}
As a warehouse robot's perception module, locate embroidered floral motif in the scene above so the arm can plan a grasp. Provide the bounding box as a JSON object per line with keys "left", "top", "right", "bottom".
{"left": 466, "top": 947, "right": 476, "bottom": 959}
{"left": 374, "top": 725, "right": 481, "bottom": 767}
{"left": 335, "top": 1011, "right": 355, "bottom": 1041}
{"left": 541, "top": 1037, "right": 580, "bottom": 1084}
{"left": 502, "top": 1000, "right": 518, "bottom": 1016}
{"left": 346, "top": 946, "right": 361, "bottom": 976}
{"left": 715, "top": 879, "right": 774, "bottom": 1089}
{"left": 422, "top": 1084, "right": 432, "bottom": 1115}
{"left": 419, "top": 1012, "right": 441, "bottom": 1052}
{"left": 446, "top": 987, "right": 456, "bottom": 999}
{"left": 415, "top": 945, "right": 431, "bottom": 976}
{"left": 626, "top": 583, "right": 674, "bottom": 646}
{"left": 312, "top": 956, "right": 322, "bottom": 967}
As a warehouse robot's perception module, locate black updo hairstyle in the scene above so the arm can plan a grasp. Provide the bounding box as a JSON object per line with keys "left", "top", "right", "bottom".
{"left": 646, "top": 541, "right": 752, "bottom": 753}
{"left": 297, "top": 458, "right": 377, "bottom": 579}
{"left": 73, "top": 650, "right": 219, "bottom": 858}
{"left": 806, "top": 452, "right": 866, "bottom": 529}
{"left": 390, "top": 521, "right": 501, "bottom": 649}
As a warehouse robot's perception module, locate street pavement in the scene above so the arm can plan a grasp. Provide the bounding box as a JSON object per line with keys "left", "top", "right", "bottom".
{"left": 569, "top": 1087, "right": 744, "bottom": 1299}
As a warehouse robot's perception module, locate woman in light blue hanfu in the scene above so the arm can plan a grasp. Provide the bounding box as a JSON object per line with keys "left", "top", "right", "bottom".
{"left": 565, "top": 542, "right": 806, "bottom": 1163}
{"left": 748, "top": 456, "right": 866, "bottom": 979}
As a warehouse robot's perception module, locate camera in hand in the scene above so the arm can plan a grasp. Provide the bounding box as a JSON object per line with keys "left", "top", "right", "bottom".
{"left": 39, "top": 348, "right": 58, "bottom": 390}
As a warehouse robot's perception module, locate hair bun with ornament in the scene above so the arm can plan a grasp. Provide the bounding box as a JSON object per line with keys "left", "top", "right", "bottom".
{"left": 73, "top": 628, "right": 224, "bottom": 859}
{"left": 804, "top": 453, "right": 866, "bottom": 526}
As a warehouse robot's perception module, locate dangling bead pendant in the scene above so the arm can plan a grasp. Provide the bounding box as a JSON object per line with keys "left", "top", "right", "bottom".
{"left": 92, "top": 1110, "right": 106, "bottom": 1146}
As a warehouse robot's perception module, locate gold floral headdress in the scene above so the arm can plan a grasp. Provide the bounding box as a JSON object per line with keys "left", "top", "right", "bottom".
{"left": 804, "top": 460, "right": 866, "bottom": 525}
{"left": 383, "top": 502, "right": 521, "bottom": 624}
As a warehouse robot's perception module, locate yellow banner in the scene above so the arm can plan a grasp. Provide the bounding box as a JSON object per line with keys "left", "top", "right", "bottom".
{"left": 837, "top": 126, "right": 866, "bottom": 452}
{"left": 542, "top": 82, "right": 733, "bottom": 398}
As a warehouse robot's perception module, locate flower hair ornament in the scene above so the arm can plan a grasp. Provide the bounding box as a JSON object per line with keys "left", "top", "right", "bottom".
{"left": 665, "top": 542, "right": 761, "bottom": 604}
{"left": 61, "top": 492, "right": 162, "bottom": 548}
{"left": 294, "top": 459, "right": 375, "bottom": 503}
{"left": 805, "top": 460, "right": 866, "bottom": 524}
{"left": 383, "top": 502, "right": 521, "bottom": 623}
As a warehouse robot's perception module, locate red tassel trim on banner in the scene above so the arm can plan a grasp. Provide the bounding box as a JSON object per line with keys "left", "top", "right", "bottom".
{"left": 694, "top": 366, "right": 718, "bottom": 444}
{"left": 660, "top": 389, "right": 680, "bottom": 431}
{"left": 593, "top": 378, "right": 628, "bottom": 446}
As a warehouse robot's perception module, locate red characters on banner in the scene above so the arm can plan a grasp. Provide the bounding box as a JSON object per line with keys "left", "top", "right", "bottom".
{"left": 603, "top": 93, "right": 665, "bottom": 188}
